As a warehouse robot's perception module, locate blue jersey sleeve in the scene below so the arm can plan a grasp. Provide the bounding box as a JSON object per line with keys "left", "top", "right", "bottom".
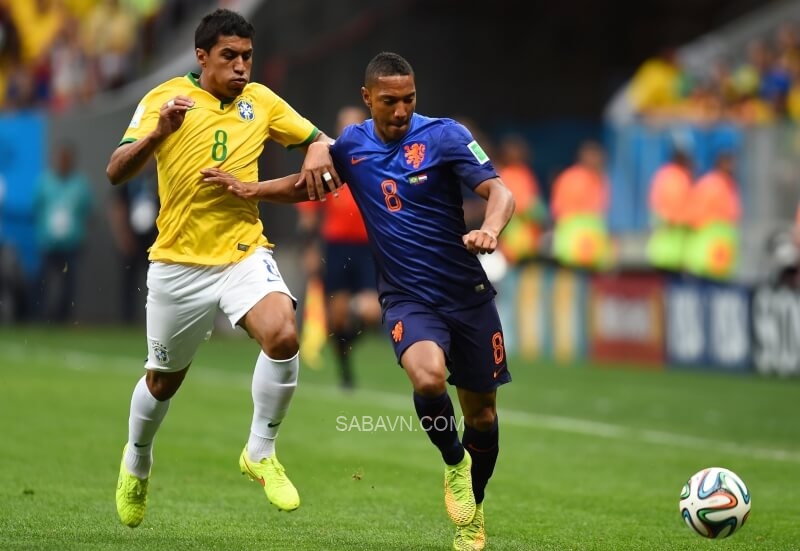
{"left": 439, "top": 122, "right": 498, "bottom": 190}
{"left": 329, "top": 125, "right": 360, "bottom": 178}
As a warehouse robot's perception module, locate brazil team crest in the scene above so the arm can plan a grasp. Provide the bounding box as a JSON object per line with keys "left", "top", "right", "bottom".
{"left": 150, "top": 340, "right": 169, "bottom": 364}
{"left": 236, "top": 99, "right": 254, "bottom": 121}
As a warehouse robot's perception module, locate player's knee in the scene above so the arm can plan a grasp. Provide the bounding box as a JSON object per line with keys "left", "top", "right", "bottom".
{"left": 262, "top": 325, "right": 299, "bottom": 360}
{"left": 465, "top": 406, "right": 497, "bottom": 431}
{"left": 146, "top": 368, "right": 187, "bottom": 401}
{"left": 403, "top": 343, "right": 447, "bottom": 395}
{"left": 411, "top": 370, "right": 447, "bottom": 396}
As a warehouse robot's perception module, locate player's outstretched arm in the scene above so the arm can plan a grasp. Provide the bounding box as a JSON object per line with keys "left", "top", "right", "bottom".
{"left": 200, "top": 168, "right": 314, "bottom": 204}
{"left": 462, "top": 177, "right": 515, "bottom": 254}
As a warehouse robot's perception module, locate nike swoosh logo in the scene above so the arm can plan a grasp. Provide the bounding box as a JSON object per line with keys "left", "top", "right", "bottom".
{"left": 267, "top": 421, "right": 282, "bottom": 428}
{"left": 243, "top": 463, "right": 266, "bottom": 487}
{"left": 493, "top": 367, "right": 506, "bottom": 379}
{"left": 133, "top": 442, "right": 148, "bottom": 448}
{"left": 351, "top": 156, "right": 368, "bottom": 165}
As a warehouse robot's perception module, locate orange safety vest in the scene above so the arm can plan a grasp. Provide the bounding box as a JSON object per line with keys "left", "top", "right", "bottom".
{"left": 649, "top": 162, "right": 692, "bottom": 225}
{"left": 551, "top": 165, "right": 611, "bottom": 269}
{"left": 684, "top": 169, "right": 741, "bottom": 279}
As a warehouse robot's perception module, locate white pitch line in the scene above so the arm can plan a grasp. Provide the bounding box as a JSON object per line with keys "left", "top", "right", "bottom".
{"left": 3, "top": 342, "right": 800, "bottom": 463}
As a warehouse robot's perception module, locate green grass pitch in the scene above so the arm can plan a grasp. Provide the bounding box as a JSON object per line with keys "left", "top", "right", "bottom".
{"left": 1, "top": 326, "right": 799, "bottom": 550}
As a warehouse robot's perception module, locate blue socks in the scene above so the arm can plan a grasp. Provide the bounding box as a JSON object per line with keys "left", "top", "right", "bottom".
{"left": 462, "top": 416, "right": 499, "bottom": 503}
{"left": 413, "top": 391, "right": 465, "bottom": 466}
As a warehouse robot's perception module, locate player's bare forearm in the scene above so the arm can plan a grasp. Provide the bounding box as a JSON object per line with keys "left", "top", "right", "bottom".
{"left": 301, "top": 133, "right": 342, "bottom": 200}
{"left": 255, "top": 174, "right": 313, "bottom": 203}
{"left": 481, "top": 187, "right": 515, "bottom": 238}
{"left": 200, "top": 169, "right": 315, "bottom": 203}
{"left": 476, "top": 178, "right": 515, "bottom": 237}
{"left": 463, "top": 178, "right": 515, "bottom": 254}
{"left": 106, "top": 135, "right": 164, "bottom": 186}
{"left": 311, "top": 131, "right": 335, "bottom": 147}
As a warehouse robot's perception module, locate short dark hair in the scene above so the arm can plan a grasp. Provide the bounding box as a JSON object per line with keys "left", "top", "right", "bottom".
{"left": 364, "top": 52, "right": 414, "bottom": 86}
{"left": 195, "top": 9, "right": 254, "bottom": 52}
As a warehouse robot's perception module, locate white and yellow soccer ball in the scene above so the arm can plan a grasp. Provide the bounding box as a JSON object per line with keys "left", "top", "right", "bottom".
{"left": 679, "top": 467, "right": 751, "bottom": 539}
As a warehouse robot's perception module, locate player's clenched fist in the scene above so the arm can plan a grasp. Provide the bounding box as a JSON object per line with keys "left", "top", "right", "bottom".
{"left": 156, "top": 95, "right": 195, "bottom": 137}
{"left": 462, "top": 229, "right": 498, "bottom": 255}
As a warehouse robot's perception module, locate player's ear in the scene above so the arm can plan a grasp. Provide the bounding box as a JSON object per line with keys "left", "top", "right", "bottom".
{"left": 196, "top": 48, "right": 207, "bottom": 68}
{"left": 361, "top": 87, "right": 371, "bottom": 109}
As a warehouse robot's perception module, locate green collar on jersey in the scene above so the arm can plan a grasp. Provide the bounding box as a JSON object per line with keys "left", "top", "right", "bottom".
{"left": 186, "top": 72, "right": 236, "bottom": 109}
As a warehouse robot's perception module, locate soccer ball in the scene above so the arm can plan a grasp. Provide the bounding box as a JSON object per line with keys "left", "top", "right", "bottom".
{"left": 679, "top": 467, "right": 751, "bottom": 538}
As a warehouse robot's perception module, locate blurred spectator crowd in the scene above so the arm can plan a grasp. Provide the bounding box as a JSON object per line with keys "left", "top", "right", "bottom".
{"left": 0, "top": 0, "right": 208, "bottom": 113}
{"left": 628, "top": 21, "right": 800, "bottom": 125}
{"left": 468, "top": 128, "right": 744, "bottom": 284}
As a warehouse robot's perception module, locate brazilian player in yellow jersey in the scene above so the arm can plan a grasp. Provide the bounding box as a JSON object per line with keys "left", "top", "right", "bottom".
{"left": 120, "top": 70, "right": 318, "bottom": 264}
{"left": 107, "top": 8, "right": 342, "bottom": 528}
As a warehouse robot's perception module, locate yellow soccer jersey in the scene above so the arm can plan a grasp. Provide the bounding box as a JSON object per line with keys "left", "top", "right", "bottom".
{"left": 120, "top": 72, "right": 319, "bottom": 265}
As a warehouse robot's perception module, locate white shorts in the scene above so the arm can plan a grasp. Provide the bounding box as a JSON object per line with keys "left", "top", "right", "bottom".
{"left": 144, "top": 247, "right": 295, "bottom": 372}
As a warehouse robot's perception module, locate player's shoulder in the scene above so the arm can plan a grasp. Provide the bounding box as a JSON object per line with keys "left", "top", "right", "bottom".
{"left": 411, "top": 114, "right": 468, "bottom": 139}
{"left": 413, "top": 113, "right": 460, "bottom": 127}
{"left": 242, "top": 81, "right": 282, "bottom": 104}
{"left": 340, "top": 119, "right": 370, "bottom": 139}
{"left": 334, "top": 119, "right": 372, "bottom": 150}
{"left": 242, "top": 81, "right": 270, "bottom": 96}
{"left": 143, "top": 74, "right": 194, "bottom": 102}
{"left": 408, "top": 115, "right": 473, "bottom": 152}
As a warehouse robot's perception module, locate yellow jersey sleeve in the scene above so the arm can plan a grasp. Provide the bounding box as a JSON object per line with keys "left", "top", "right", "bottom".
{"left": 257, "top": 85, "right": 319, "bottom": 149}
{"left": 120, "top": 80, "right": 179, "bottom": 144}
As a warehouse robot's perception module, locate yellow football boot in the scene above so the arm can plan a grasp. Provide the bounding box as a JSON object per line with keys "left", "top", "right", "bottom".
{"left": 453, "top": 503, "right": 485, "bottom": 551}
{"left": 115, "top": 445, "right": 149, "bottom": 528}
{"left": 444, "top": 450, "right": 476, "bottom": 526}
{"left": 239, "top": 446, "right": 300, "bottom": 512}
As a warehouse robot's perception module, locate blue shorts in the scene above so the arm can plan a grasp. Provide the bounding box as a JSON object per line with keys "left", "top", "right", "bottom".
{"left": 323, "top": 242, "right": 376, "bottom": 294}
{"left": 382, "top": 298, "right": 511, "bottom": 393}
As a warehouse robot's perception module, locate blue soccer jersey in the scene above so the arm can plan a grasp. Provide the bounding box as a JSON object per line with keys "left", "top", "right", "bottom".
{"left": 330, "top": 113, "right": 498, "bottom": 311}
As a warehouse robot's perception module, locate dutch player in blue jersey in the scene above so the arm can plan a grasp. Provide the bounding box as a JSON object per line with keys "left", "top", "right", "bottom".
{"left": 201, "top": 51, "right": 515, "bottom": 551}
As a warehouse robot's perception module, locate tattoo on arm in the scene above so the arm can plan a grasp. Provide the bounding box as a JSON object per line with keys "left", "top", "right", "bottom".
{"left": 108, "top": 136, "right": 162, "bottom": 185}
